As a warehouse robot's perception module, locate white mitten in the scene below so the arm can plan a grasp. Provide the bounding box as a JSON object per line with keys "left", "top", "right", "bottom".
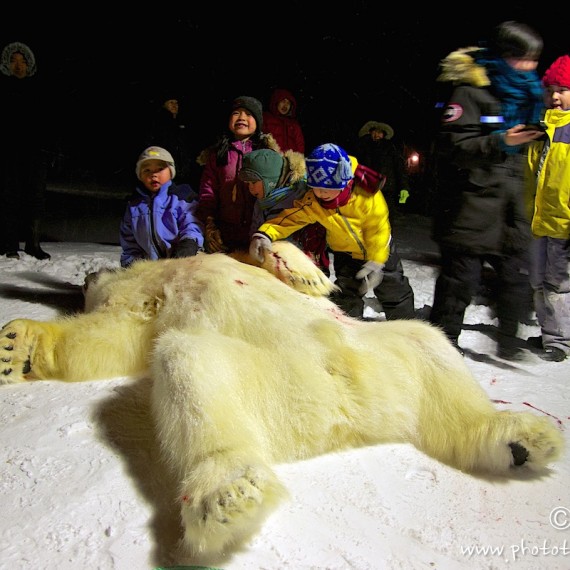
{"left": 356, "top": 261, "right": 384, "bottom": 294}
{"left": 249, "top": 232, "right": 273, "bottom": 262}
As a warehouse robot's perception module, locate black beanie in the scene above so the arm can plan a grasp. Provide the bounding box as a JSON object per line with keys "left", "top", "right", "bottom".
{"left": 232, "top": 95, "right": 263, "bottom": 131}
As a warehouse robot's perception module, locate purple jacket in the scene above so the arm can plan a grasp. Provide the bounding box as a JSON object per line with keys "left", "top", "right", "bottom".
{"left": 120, "top": 181, "right": 204, "bottom": 267}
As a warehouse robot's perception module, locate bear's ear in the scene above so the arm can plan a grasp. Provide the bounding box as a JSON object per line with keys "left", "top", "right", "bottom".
{"left": 230, "top": 241, "right": 337, "bottom": 297}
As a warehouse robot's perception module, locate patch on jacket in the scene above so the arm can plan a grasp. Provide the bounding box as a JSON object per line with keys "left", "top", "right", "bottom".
{"left": 442, "top": 104, "right": 463, "bottom": 123}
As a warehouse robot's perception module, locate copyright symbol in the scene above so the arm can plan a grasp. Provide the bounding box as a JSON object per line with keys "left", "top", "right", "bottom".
{"left": 550, "top": 507, "right": 570, "bottom": 530}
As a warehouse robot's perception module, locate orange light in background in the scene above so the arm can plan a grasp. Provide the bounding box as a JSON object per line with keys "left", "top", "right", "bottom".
{"left": 407, "top": 151, "right": 420, "bottom": 173}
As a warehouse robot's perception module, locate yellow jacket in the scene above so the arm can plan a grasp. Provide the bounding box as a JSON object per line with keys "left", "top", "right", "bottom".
{"left": 525, "top": 108, "right": 570, "bottom": 239}
{"left": 258, "top": 183, "right": 391, "bottom": 263}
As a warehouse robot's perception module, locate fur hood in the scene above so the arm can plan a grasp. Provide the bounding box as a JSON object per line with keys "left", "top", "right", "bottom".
{"left": 0, "top": 42, "right": 36, "bottom": 77}
{"left": 281, "top": 149, "right": 306, "bottom": 186}
{"left": 437, "top": 47, "right": 490, "bottom": 88}
{"left": 268, "top": 88, "right": 298, "bottom": 118}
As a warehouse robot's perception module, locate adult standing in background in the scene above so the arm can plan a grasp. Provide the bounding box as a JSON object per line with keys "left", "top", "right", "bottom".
{"left": 0, "top": 41, "right": 53, "bottom": 259}
{"left": 262, "top": 88, "right": 305, "bottom": 154}
{"left": 355, "top": 121, "right": 410, "bottom": 221}
{"left": 143, "top": 92, "right": 200, "bottom": 189}
{"left": 429, "top": 21, "right": 545, "bottom": 359}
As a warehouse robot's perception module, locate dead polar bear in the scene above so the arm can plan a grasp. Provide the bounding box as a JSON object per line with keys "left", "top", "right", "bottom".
{"left": 0, "top": 241, "right": 564, "bottom": 559}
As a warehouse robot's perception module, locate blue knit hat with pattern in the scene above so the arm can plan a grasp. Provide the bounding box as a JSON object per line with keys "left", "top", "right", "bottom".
{"left": 306, "top": 143, "right": 353, "bottom": 190}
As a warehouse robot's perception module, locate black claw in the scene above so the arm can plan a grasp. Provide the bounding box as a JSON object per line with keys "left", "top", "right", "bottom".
{"left": 509, "top": 442, "right": 529, "bottom": 466}
{"left": 1, "top": 357, "right": 9, "bottom": 362}
{"left": 23, "top": 359, "right": 31, "bottom": 374}
{"left": 2, "top": 368, "right": 12, "bottom": 376}
{"left": 3, "top": 345, "right": 13, "bottom": 351}
{"left": 6, "top": 332, "right": 16, "bottom": 339}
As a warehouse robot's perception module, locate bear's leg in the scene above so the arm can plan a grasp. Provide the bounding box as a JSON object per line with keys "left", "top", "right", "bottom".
{"left": 1, "top": 312, "right": 152, "bottom": 382}
{"left": 410, "top": 353, "right": 564, "bottom": 473}
{"left": 150, "top": 329, "right": 287, "bottom": 558}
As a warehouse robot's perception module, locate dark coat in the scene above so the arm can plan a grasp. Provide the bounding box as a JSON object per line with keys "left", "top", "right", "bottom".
{"left": 355, "top": 135, "right": 409, "bottom": 213}
{"left": 433, "top": 52, "right": 531, "bottom": 257}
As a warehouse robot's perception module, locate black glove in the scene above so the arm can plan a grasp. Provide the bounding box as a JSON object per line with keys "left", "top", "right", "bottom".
{"left": 171, "top": 239, "right": 199, "bottom": 259}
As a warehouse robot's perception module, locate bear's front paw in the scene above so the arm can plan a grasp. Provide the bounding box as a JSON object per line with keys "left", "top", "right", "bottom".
{"left": 0, "top": 320, "right": 37, "bottom": 384}
{"left": 262, "top": 242, "right": 337, "bottom": 297}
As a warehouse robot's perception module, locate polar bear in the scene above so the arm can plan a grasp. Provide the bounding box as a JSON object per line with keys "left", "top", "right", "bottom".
{"left": 0, "top": 242, "right": 564, "bottom": 560}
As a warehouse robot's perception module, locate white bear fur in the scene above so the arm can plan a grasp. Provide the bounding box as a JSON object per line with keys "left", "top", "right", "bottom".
{"left": 0, "top": 241, "right": 564, "bottom": 561}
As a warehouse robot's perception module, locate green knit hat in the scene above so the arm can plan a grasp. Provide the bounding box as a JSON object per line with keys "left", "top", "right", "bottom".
{"left": 239, "top": 149, "right": 284, "bottom": 197}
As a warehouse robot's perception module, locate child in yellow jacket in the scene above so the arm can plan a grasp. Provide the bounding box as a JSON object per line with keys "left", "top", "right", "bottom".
{"left": 249, "top": 143, "right": 415, "bottom": 320}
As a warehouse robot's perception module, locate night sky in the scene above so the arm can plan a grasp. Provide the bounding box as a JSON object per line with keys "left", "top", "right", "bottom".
{"left": 2, "top": 8, "right": 565, "bottom": 183}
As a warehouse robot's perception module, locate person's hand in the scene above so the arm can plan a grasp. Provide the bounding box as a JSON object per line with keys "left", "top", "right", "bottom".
{"left": 399, "top": 189, "right": 410, "bottom": 204}
{"left": 355, "top": 261, "right": 384, "bottom": 294}
{"left": 249, "top": 233, "right": 273, "bottom": 262}
{"left": 504, "top": 124, "right": 546, "bottom": 146}
{"left": 205, "top": 217, "right": 227, "bottom": 253}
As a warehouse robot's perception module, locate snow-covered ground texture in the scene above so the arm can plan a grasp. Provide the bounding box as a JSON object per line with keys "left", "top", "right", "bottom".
{"left": 1, "top": 218, "right": 568, "bottom": 570}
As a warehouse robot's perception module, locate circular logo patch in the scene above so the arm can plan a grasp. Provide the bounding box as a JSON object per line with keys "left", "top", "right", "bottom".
{"left": 442, "top": 103, "right": 463, "bottom": 123}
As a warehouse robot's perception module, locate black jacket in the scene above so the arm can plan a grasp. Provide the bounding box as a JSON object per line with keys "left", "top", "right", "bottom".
{"left": 433, "top": 49, "right": 531, "bottom": 256}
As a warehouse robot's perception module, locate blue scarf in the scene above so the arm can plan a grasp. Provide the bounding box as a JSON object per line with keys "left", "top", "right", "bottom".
{"left": 258, "top": 178, "right": 307, "bottom": 212}
{"left": 477, "top": 55, "right": 544, "bottom": 128}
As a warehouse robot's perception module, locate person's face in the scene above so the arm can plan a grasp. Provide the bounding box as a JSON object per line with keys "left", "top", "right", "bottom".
{"left": 544, "top": 84, "right": 570, "bottom": 111}
{"left": 276, "top": 98, "right": 292, "bottom": 116}
{"left": 504, "top": 57, "right": 539, "bottom": 72}
{"left": 163, "top": 99, "right": 179, "bottom": 116}
{"left": 229, "top": 107, "right": 257, "bottom": 140}
{"left": 9, "top": 52, "right": 28, "bottom": 79}
{"left": 140, "top": 160, "right": 171, "bottom": 192}
{"left": 370, "top": 129, "right": 385, "bottom": 141}
{"left": 244, "top": 179, "right": 265, "bottom": 199}
{"left": 312, "top": 187, "right": 342, "bottom": 201}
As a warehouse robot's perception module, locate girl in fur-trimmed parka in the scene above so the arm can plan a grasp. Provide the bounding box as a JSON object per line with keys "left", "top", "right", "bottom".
{"left": 249, "top": 143, "right": 416, "bottom": 320}
{"left": 429, "top": 21, "right": 546, "bottom": 359}
{"left": 195, "top": 96, "right": 280, "bottom": 254}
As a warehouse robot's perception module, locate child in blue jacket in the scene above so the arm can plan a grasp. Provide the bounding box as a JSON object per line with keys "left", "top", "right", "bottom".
{"left": 119, "top": 146, "right": 204, "bottom": 267}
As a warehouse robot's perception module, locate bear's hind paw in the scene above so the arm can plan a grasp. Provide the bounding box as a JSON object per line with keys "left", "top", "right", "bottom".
{"left": 506, "top": 414, "right": 564, "bottom": 471}
{"left": 181, "top": 465, "right": 287, "bottom": 556}
{"left": 509, "top": 442, "right": 529, "bottom": 466}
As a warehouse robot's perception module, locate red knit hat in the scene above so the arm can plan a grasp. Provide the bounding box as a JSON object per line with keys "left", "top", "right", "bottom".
{"left": 542, "top": 55, "right": 570, "bottom": 88}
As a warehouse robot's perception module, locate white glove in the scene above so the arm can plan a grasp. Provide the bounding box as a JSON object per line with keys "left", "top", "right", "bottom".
{"left": 249, "top": 232, "right": 273, "bottom": 262}
{"left": 356, "top": 261, "right": 384, "bottom": 295}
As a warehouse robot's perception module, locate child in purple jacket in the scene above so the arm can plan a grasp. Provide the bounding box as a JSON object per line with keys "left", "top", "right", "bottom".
{"left": 119, "top": 146, "right": 204, "bottom": 267}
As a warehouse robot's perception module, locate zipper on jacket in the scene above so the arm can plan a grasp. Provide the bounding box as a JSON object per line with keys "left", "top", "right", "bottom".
{"left": 337, "top": 209, "right": 367, "bottom": 259}
{"left": 149, "top": 194, "right": 165, "bottom": 257}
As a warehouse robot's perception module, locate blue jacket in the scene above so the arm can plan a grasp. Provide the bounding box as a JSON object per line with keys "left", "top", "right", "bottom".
{"left": 120, "top": 181, "right": 204, "bottom": 267}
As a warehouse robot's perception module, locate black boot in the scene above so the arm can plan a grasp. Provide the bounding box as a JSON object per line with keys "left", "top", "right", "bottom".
{"left": 24, "top": 220, "right": 50, "bottom": 260}
{"left": 0, "top": 240, "right": 20, "bottom": 259}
